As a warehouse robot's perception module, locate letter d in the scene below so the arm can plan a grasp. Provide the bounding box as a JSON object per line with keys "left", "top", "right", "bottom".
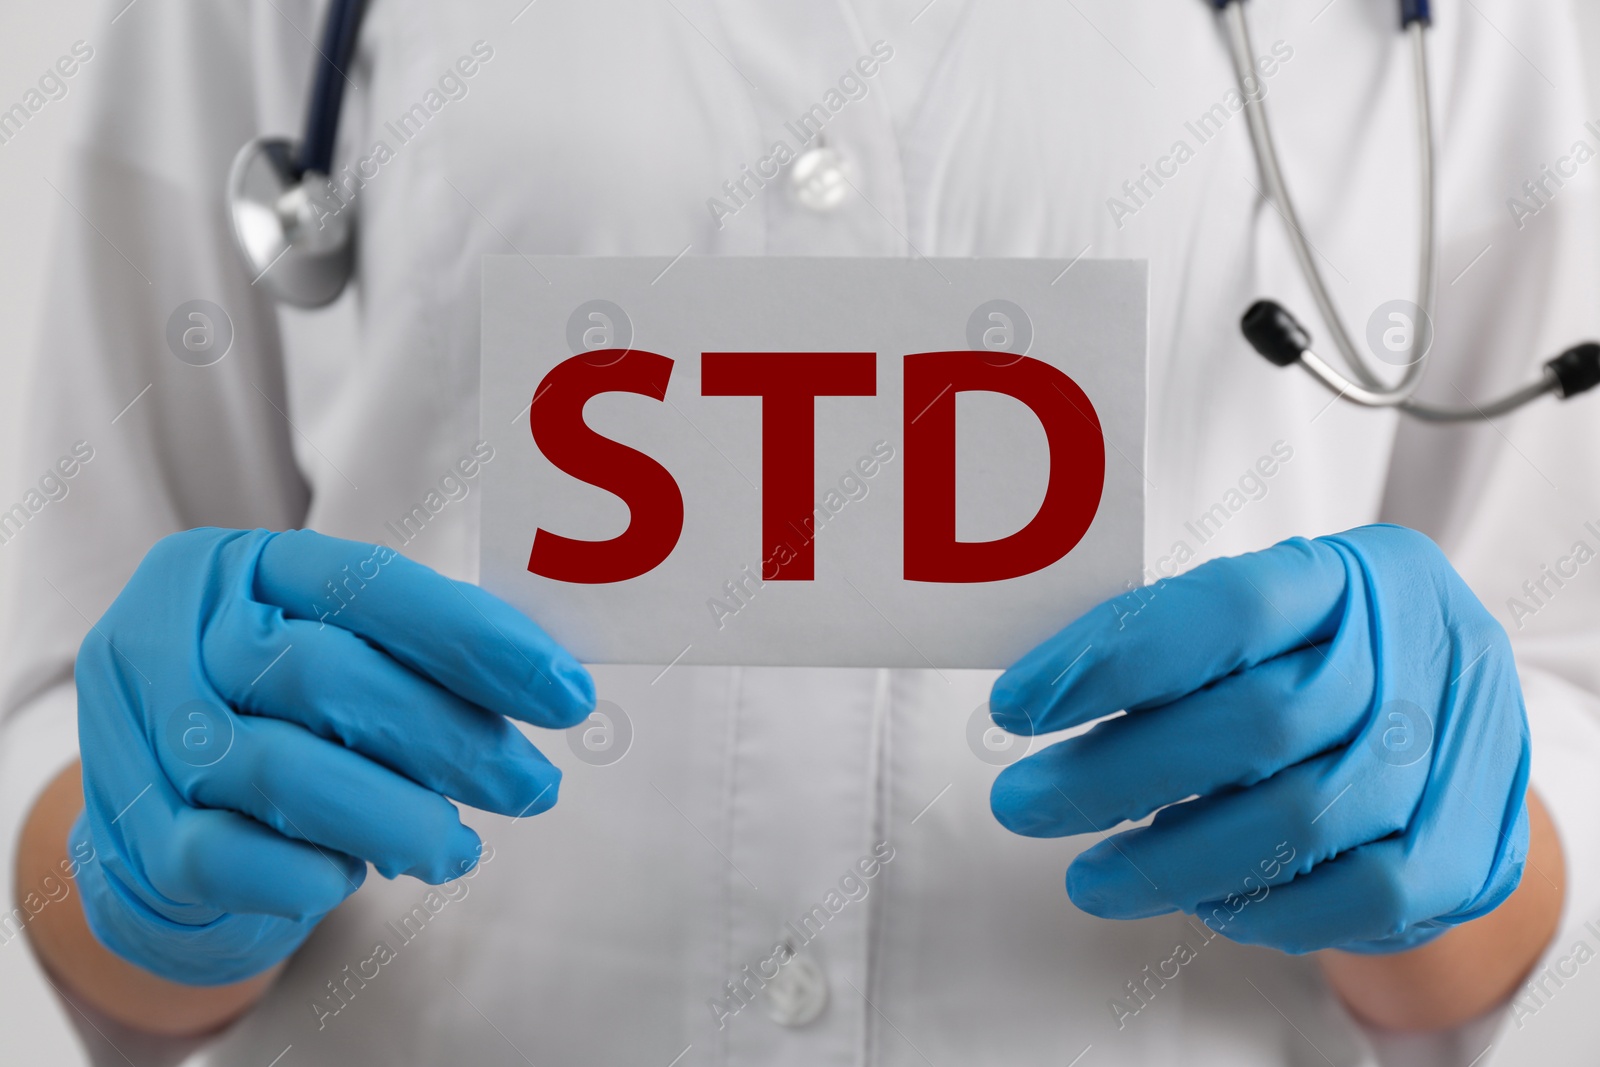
{"left": 902, "top": 352, "right": 1105, "bottom": 582}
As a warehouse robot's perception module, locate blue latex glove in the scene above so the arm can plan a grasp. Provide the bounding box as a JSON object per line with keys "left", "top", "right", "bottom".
{"left": 71, "top": 528, "right": 593, "bottom": 985}
{"left": 989, "top": 524, "right": 1530, "bottom": 954}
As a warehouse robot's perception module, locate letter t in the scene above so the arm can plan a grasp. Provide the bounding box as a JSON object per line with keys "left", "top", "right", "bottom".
{"left": 702, "top": 353, "right": 877, "bottom": 580}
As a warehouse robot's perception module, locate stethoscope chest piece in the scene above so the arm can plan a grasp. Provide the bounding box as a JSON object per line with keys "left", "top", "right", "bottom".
{"left": 227, "top": 135, "right": 353, "bottom": 309}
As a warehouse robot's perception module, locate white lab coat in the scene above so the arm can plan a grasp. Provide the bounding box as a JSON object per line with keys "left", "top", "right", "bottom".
{"left": 3, "top": 1, "right": 1599, "bottom": 1064}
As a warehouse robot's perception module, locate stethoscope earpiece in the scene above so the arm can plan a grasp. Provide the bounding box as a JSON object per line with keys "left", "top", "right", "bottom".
{"left": 1240, "top": 301, "right": 1310, "bottom": 369}
{"left": 1546, "top": 343, "right": 1600, "bottom": 400}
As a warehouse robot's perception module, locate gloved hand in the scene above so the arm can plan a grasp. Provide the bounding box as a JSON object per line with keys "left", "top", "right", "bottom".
{"left": 989, "top": 524, "right": 1530, "bottom": 954}
{"left": 71, "top": 528, "right": 593, "bottom": 985}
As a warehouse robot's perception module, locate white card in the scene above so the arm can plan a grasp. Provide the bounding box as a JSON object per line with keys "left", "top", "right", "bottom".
{"left": 480, "top": 256, "right": 1146, "bottom": 669}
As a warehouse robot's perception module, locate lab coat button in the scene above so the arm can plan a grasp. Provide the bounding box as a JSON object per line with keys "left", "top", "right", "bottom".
{"left": 789, "top": 145, "right": 850, "bottom": 212}
{"left": 762, "top": 953, "right": 829, "bottom": 1028}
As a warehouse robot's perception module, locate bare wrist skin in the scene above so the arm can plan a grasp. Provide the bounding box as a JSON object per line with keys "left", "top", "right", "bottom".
{"left": 1319, "top": 789, "right": 1565, "bottom": 1032}
{"left": 16, "top": 762, "right": 282, "bottom": 1037}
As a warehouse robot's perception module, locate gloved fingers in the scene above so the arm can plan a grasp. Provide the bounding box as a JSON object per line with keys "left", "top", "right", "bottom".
{"left": 205, "top": 609, "right": 563, "bottom": 818}
{"left": 1063, "top": 750, "right": 1421, "bottom": 920}
{"left": 176, "top": 713, "right": 488, "bottom": 884}
{"left": 1192, "top": 837, "right": 1435, "bottom": 954}
{"left": 991, "top": 641, "right": 1371, "bottom": 837}
{"left": 84, "top": 763, "right": 365, "bottom": 922}
{"left": 990, "top": 537, "right": 1353, "bottom": 736}
{"left": 252, "top": 530, "right": 593, "bottom": 729}
{"left": 147, "top": 807, "right": 367, "bottom": 921}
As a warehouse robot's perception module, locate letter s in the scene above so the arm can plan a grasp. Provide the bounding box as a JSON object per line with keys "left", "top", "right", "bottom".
{"left": 71, "top": 40, "right": 94, "bottom": 62}
{"left": 526, "top": 351, "right": 684, "bottom": 584}
{"left": 472, "top": 40, "right": 494, "bottom": 62}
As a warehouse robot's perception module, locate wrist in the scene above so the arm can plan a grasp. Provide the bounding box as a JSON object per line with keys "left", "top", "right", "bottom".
{"left": 18, "top": 763, "right": 284, "bottom": 1036}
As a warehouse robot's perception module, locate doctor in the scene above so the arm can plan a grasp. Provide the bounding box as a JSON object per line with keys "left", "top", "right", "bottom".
{"left": 6, "top": 1, "right": 1600, "bottom": 1065}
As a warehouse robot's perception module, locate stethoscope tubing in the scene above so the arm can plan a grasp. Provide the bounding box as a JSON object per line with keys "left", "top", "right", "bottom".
{"left": 298, "top": 0, "right": 367, "bottom": 177}
{"left": 1226, "top": 3, "right": 1434, "bottom": 400}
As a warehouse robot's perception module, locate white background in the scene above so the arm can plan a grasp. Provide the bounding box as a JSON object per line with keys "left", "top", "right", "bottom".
{"left": 1, "top": 2, "right": 1598, "bottom": 1062}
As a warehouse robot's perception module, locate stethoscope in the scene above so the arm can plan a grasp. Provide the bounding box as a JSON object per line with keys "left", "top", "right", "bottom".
{"left": 227, "top": 0, "right": 1599, "bottom": 421}
{"left": 1219, "top": 0, "right": 1599, "bottom": 419}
